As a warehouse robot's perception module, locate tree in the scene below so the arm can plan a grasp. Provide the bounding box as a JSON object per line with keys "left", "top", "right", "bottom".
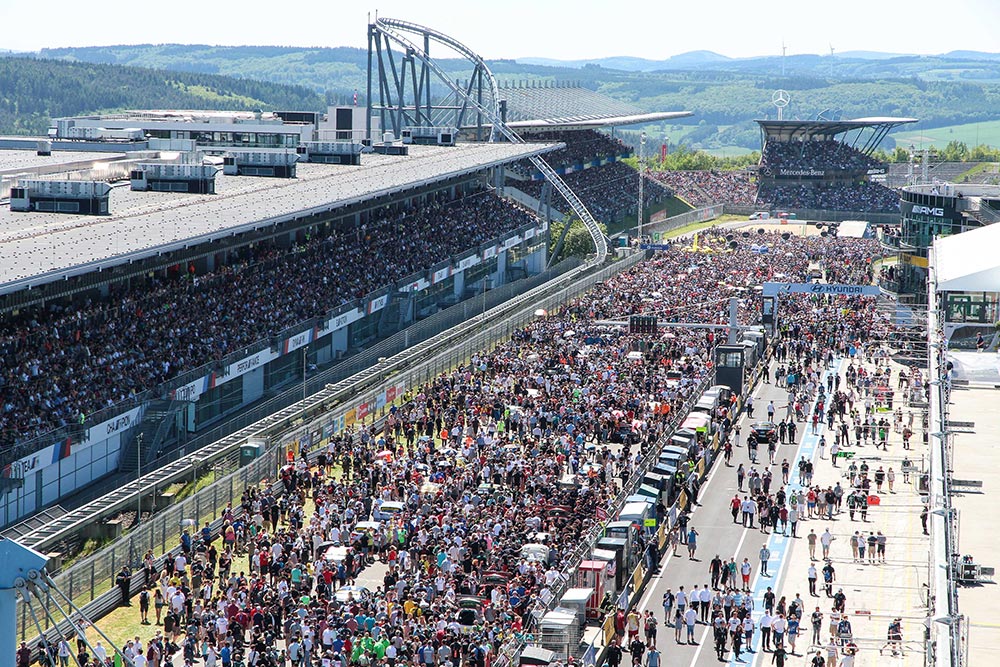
{"left": 548, "top": 218, "right": 609, "bottom": 259}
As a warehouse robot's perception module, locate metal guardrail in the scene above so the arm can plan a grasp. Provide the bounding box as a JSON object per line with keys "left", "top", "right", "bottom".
{"left": 12, "top": 257, "right": 583, "bottom": 540}
{"left": 19, "top": 251, "right": 646, "bottom": 643}
{"left": 926, "top": 247, "right": 962, "bottom": 667}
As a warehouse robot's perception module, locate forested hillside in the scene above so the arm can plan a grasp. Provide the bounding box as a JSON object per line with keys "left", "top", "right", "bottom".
{"left": 0, "top": 56, "right": 325, "bottom": 135}
{"left": 23, "top": 45, "right": 1000, "bottom": 152}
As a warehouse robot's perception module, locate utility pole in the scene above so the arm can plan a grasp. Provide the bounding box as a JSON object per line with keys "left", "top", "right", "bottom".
{"left": 637, "top": 131, "right": 646, "bottom": 241}
{"left": 302, "top": 347, "right": 308, "bottom": 403}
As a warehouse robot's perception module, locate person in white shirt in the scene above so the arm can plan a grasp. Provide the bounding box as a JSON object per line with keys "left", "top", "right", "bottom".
{"left": 821, "top": 528, "right": 835, "bottom": 560}
{"left": 57, "top": 639, "right": 71, "bottom": 667}
{"left": 759, "top": 611, "right": 773, "bottom": 651}
{"left": 699, "top": 586, "right": 712, "bottom": 623}
{"left": 675, "top": 587, "right": 687, "bottom": 613}
{"left": 771, "top": 614, "right": 788, "bottom": 647}
{"left": 684, "top": 607, "right": 698, "bottom": 643}
{"left": 93, "top": 642, "right": 107, "bottom": 664}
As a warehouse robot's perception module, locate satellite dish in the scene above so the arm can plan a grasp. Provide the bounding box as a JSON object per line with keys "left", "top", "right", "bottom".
{"left": 757, "top": 228, "right": 765, "bottom": 235}
{"left": 815, "top": 223, "right": 824, "bottom": 229}
{"left": 741, "top": 231, "right": 750, "bottom": 238}
{"left": 729, "top": 240, "right": 739, "bottom": 250}
{"left": 726, "top": 234, "right": 734, "bottom": 242}
{"left": 781, "top": 232, "right": 790, "bottom": 240}
{"left": 820, "top": 231, "right": 828, "bottom": 237}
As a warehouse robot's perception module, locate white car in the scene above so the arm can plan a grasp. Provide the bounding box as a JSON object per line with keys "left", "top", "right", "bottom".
{"left": 371, "top": 500, "right": 405, "bottom": 522}
{"left": 334, "top": 585, "right": 370, "bottom": 603}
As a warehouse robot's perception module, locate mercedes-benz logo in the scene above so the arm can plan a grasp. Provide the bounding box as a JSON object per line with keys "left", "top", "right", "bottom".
{"left": 772, "top": 89, "right": 790, "bottom": 108}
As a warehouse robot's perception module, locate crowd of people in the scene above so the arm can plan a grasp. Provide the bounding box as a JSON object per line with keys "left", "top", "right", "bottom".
{"left": 36, "top": 228, "right": 885, "bottom": 667}
{"left": 515, "top": 161, "right": 674, "bottom": 223}
{"left": 647, "top": 170, "right": 757, "bottom": 207}
{"left": 760, "top": 141, "right": 882, "bottom": 175}
{"left": 0, "top": 190, "right": 540, "bottom": 450}
{"left": 756, "top": 182, "right": 900, "bottom": 213}
{"left": 517, "top": 130, "right": 630, "bottom": 172}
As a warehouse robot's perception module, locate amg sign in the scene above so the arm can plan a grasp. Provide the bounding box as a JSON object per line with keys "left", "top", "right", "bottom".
{"left": 911, "top": 205, "right": 945, "bottom": 217}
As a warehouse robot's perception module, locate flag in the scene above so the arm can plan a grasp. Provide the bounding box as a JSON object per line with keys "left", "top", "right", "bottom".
{"left": 596, "top": 506, "right": 608, "bottom": 521}
{"left": 353, "top": 90, "right": 358, "bottom": 106}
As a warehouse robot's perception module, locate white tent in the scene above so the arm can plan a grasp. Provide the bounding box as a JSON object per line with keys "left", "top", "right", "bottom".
{"left": 935, "top": 224, "right": 1000, "bottom": 292}
{"left": 838, "top": 220, "right": 872, "bottom": 239}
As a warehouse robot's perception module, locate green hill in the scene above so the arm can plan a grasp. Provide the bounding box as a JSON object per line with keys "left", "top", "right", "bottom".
{"left": 22, "top": 45, "right": 1000, "bottom": 153}
{"left": 0, "top": 56, "right": 325, "bottom": 135}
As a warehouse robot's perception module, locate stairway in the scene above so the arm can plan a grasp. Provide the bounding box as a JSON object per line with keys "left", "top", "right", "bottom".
{"left": 118, "top": 400, "right": 173, "bottom": 474}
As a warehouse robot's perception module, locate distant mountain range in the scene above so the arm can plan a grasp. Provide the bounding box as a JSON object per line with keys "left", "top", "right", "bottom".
{"left": 8, "top": 44, "right": 1000, "bottom": 153}
{"left": 517, "top": 49, "right": 1000, "bottom": 72}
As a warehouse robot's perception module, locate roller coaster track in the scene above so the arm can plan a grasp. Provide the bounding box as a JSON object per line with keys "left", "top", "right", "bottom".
{"left": 373, "top": 17, "right": 608, "bottom": 263}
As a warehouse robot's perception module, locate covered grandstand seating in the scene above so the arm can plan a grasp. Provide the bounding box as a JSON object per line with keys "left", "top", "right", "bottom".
{"left": 0, "top": 190, "right": 539, "bottom": 449}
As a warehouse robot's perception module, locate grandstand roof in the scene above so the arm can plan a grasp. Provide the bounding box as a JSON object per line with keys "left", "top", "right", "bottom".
{"left": 757, "top": 117, "right": 918, "bottom": 142}
{"left": 0, "top": 142, "right": 559, "bottom": 296}
{"left": 0, "top": 149, "right": 129, "bottom": 177}
{"left": 497, "top": 83, "right": 692, "bottom": 130}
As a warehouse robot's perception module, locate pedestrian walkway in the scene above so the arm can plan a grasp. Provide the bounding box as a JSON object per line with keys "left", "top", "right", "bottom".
{"left": 732, "top": 351, "right": 929, "bottom": 666}
{"left": 634, "top": 341, "right": 930, "bottom": 667}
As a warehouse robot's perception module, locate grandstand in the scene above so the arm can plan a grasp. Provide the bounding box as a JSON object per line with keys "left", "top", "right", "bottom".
{"left": 495, "top": 84, "right": 692, "bottom": 227}
{"left": 754, "top": 118, "right": 916, "bottom": 214}
{"left": 499, "top": 81, "right": 690, "bottom": 129}
{"left": 0, "top": 139, "right": 561, "bottom": 527}
{"left": 648, "top": 169, "right": 757, "bottom": 207}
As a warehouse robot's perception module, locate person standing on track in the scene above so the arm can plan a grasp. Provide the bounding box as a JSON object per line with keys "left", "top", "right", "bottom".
{"left": 740, "top": 558, "right": 753, "bottom": 591}
{"left": 710, "top": 555, "right": 723, "bottom": 589}
{"left": 687, "top": 527, "right": 700, "bottom": 560}
{"left": 700, "top": 584, "right": 712, "bottom": 623}
{"left": 685, "top": 606, "right": 698, "bottom": 644}
{"left": 760, "top": 544, "right": 772, "bottom": 576}
{"left": 661, "top": 588, "right": 674, "bottom": 626}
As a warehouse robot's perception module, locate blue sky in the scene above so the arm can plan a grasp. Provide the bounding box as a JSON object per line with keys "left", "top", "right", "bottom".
{"left": 3, "top": 0, "right": 998, "bottom": 60}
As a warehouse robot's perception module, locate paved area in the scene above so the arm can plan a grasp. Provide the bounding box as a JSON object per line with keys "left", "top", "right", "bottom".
{"left": 942, "top": 378, "right": 1000, "bottom": 663}
{"left": 632, "top": 347, "right": 930, "bottom": 666}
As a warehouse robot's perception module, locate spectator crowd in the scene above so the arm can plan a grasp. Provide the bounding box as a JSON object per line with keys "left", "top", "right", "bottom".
{"left": 515, "top": 162, "right": 673, "bottom": 223}
{"left": 760, "top": 140, "right": 882, "bottom": 175}
{"left": 756, "top": 182, "right": 899, "bottom": 214}
{"left": 0, "top": 190, "right": 540, "bottom": 450}
{"left": 516, "top": 130, "right": 630, "bottom": 172}
{"left": 648, "top": 171, "right": 756, "bottom": 207}
{"left": 41, "top": 230, "right": 891, "bottom": 667}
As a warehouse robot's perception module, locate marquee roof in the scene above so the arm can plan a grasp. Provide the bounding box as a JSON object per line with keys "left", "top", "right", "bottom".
{"left": 934, "top": 223, "right": 1000, "bottom": 292}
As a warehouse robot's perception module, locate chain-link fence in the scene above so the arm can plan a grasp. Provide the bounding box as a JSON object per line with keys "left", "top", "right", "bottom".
{"left": 17, "top": 445, "right": 282, "bottom": 641}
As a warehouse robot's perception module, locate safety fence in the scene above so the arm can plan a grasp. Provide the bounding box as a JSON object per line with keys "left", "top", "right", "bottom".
{"left": 21, "top": 252, "right": 646, "bottom": 645}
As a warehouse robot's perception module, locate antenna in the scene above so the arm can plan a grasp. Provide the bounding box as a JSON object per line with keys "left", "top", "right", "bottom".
{"left": 829, "top": 43, "right": 835, "bottom": 78}
{"left": 781, "top": 40, "right": 787, "bottom": 77}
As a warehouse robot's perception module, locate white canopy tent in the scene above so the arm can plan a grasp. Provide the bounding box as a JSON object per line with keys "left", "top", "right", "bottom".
{"left": 838, "top": 220, "right": 872, "bottom": 239}
{"left": 934, "top": 224, "right": 1000, "bottom": 292}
